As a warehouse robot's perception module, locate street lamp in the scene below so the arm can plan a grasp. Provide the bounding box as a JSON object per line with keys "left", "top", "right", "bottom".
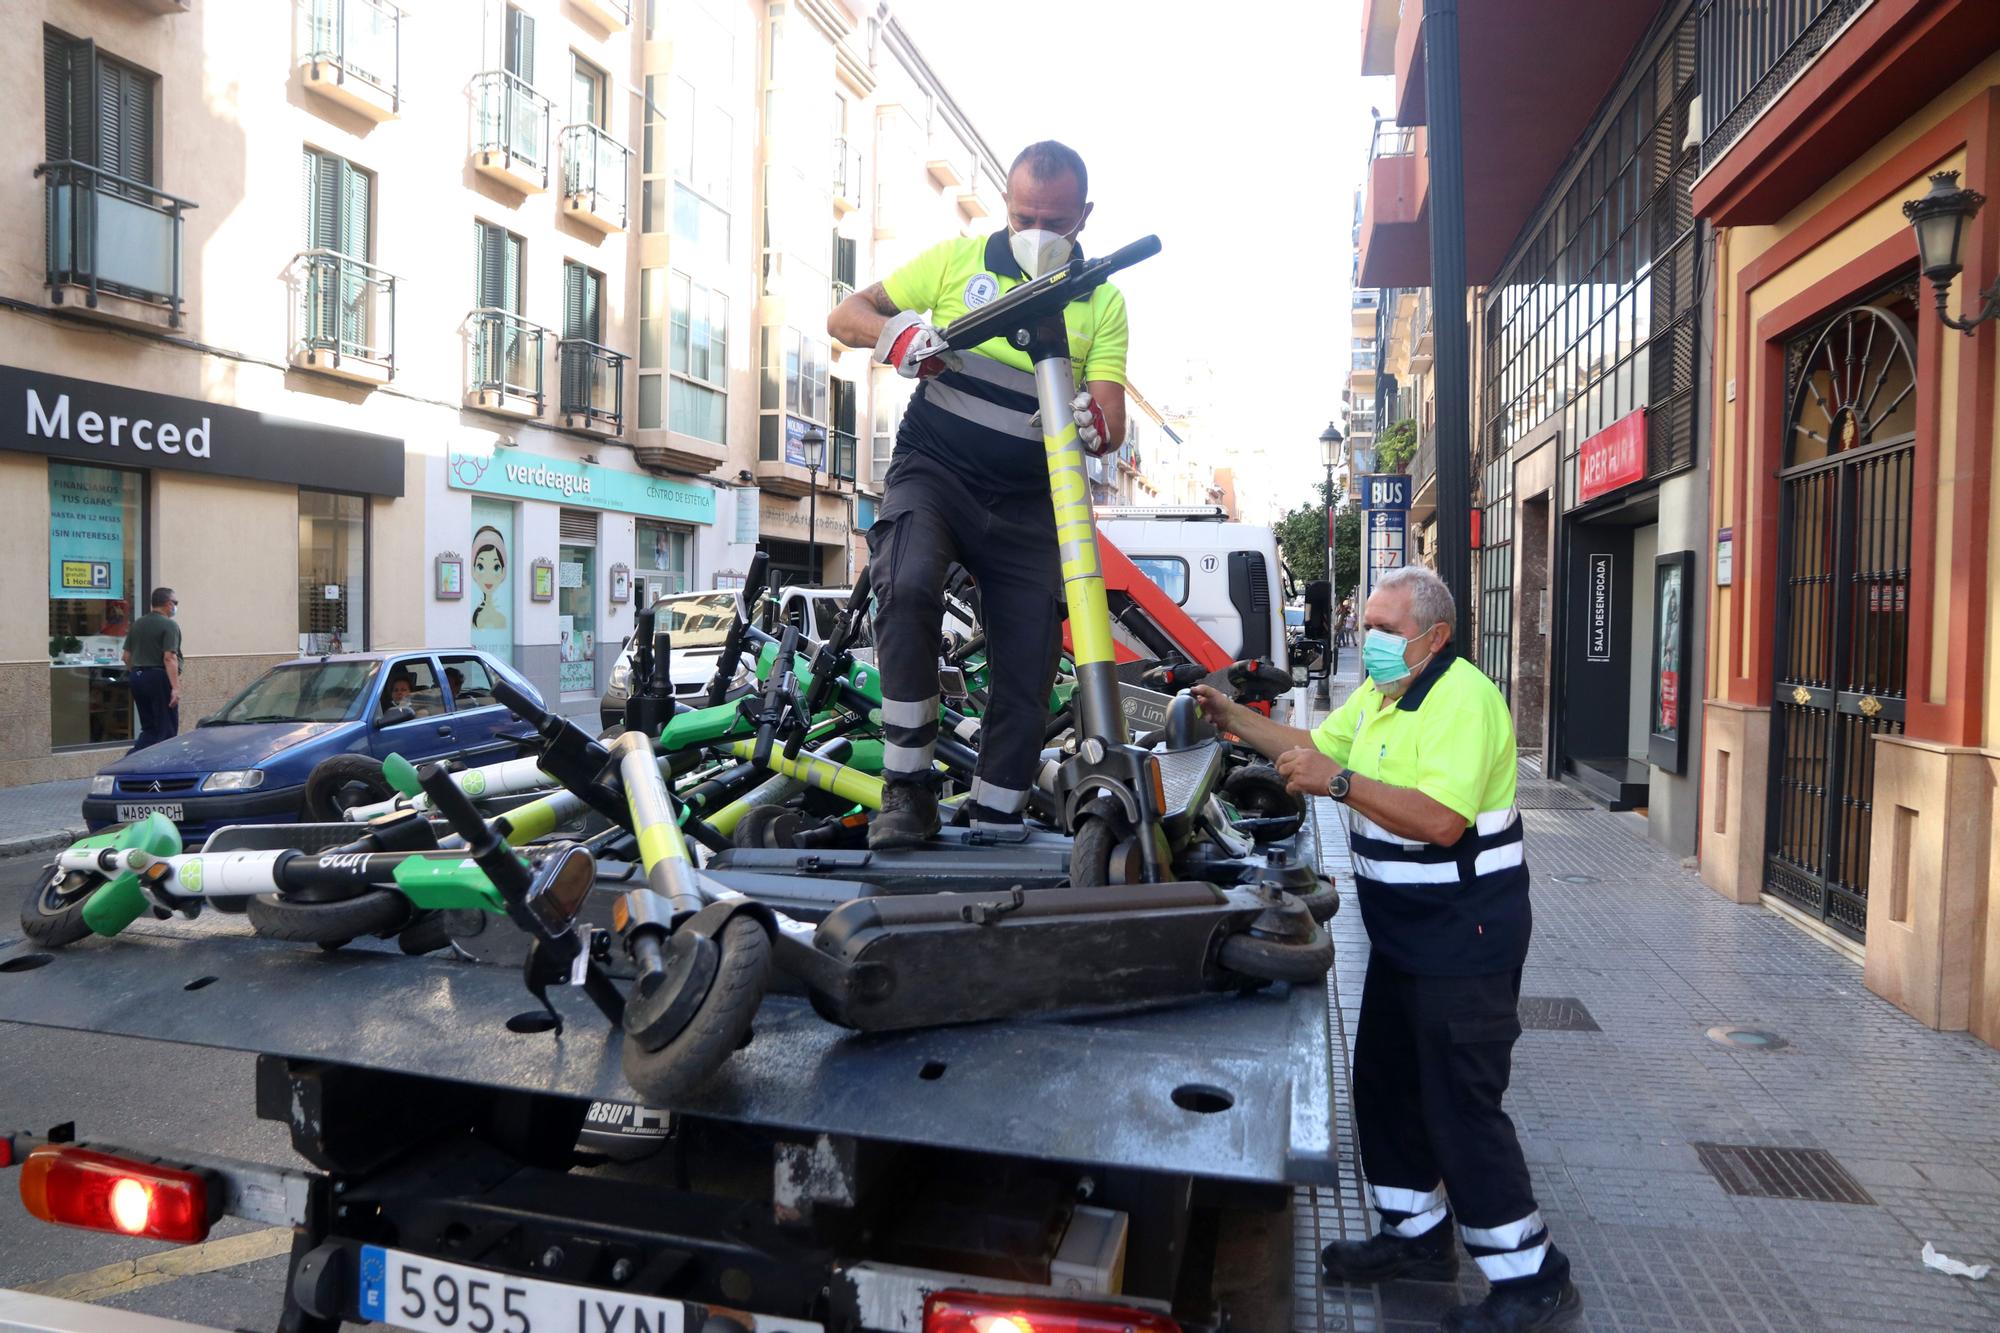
{"left": 801, "top": 424, "right": 827, "bottom": 584}
{"left": 1904, "top": 171, "right": 2000, "bottom": 333}
{"left": 1318, "top": 422, "right": 1343, "bottom": 705}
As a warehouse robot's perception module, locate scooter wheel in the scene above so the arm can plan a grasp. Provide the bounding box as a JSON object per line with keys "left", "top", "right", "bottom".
{"left": 1069, "top": 816, "right": 1120, "bottom": 888}
{"left": 1293, "top": 879, "right": 1340, "bottom": 923}
{"left": 732, "top": 806, "right": 786, "bottom": 849}
{"left": 1218, "top": 924, "right": 1334, "bottom": 984}
{"left": 396, "top": 911, "right": 457, "bottom": 956}
{"left": 1220, "top": 765, "right": 1306, "bottom": 841}
{"left": 620, "top": 917, "right": 771, "bottom": 1102}
{"left": 301, "top": 754, "right": 396, "bottom": 822}
{"left": 18, "top": 865, "right": 97, "bottom": 948}
{"left": 245, "top": 890, "right": 412, "bottom": 947}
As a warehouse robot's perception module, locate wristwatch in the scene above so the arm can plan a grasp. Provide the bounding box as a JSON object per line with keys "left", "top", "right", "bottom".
{"left": 1327, "top": 768, "right": 1353, "bottom": 802}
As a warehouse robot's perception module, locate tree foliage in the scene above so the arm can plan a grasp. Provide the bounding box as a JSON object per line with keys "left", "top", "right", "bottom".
{"left": 1274, "top": 479, "right": 1362, "bottom": 596}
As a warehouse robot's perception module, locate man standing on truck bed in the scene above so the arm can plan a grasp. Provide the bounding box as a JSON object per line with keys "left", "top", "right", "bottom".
{"left": 828, "top": 140, "right": 1128, "bottom": 847}
{"left": 1191, "top": 565, "right": 1581, "bottom": 1332}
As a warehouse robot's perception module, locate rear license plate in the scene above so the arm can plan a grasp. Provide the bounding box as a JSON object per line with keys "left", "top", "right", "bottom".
{"left": 356, "top": 1245, "right": 822, "bottom": 1333}
{"left": 116, "top": 802, "right": 183, "bottom": 822}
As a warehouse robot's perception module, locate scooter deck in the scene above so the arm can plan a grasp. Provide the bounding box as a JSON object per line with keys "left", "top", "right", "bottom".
{"left": 708, "top": 829, "right": 1075, "bottom": 893}
{"left": 0, "top": 905, "right": 1336, "bottom": 1186}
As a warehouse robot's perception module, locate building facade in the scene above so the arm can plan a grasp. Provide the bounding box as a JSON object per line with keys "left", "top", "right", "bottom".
{"left": 2, "top": 0, "right": 1012, "bottom": 789}
{"left": 1691, "top": 0, "right": 2000, "bottom": 1044}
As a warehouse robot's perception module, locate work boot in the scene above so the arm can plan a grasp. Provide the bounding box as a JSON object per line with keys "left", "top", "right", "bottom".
{"left": 869, "top": 780, "right": 939, "bottom": 850}
{"left": 963, "top": 801, "right": 1029, "bottom": 843}
{"left": 1441, "top": 1279, "right": 1581, "bottom": 1331}
{"left": 1321, "top": 1226, "right": 1460, "bottom": 1285}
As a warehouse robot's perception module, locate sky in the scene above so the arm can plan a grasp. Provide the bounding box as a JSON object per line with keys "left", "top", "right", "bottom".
{"left": 885, "top": 0, "right": 1393, "bottom": 522}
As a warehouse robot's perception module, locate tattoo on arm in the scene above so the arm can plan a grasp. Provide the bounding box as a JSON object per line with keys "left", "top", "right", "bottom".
{"left": 861, "top": 282, "right": 900, "bottom": 316}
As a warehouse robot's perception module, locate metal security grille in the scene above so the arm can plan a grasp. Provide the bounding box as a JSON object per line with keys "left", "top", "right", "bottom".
{"left": 1693, "top": 1144, "right": 1874, "bottom": 1205}
{"left": 1766, "top": 295, "right": 1917, "bottom": 941}
{"left": 1517, "top": 997, "right": 1601, "bottom": 1032}
{"left": 559, "top": 507, "right": 597, "bottom": 544}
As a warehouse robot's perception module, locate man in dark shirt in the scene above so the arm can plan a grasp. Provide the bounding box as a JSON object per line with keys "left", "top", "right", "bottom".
{"left": 122, "top": 586, "right": 183, "bottom": 752}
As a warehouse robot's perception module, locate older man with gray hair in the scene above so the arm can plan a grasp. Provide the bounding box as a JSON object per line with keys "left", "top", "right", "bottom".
{"left": 1193, "top": 565, "right": 1579, "bottom": 1332}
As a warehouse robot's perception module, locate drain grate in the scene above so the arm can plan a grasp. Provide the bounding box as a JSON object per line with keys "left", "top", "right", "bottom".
{"left": 1692, "top": 1144, "right": 1875, "bottom": 1205}
{"left": 1519, "top": 996, "right": 1601, "bottom": 1032}
{"left": 1516, "top": 786, "right": 1596, "bottom": 811}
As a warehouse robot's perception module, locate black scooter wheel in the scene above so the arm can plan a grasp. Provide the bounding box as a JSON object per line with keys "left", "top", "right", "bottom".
{"left": 1218, "top": 924, "right": 1334, "bottom": 984}
{"left": 620, "top": 917, "right": 770, "bottom": 1102}
{"left": 1293, "top": 880, "right": 1340, "bottom": 923}
{"left": 1220, "top": 765, "right": 1306, "bottom": 841}
{"left": 19, "top": 865, "right": 97, "bottom": 948}
{"left": 732, "top": 806, "right": 786, "bottom": 849}
{"left": 396, "top": 911, "right": 457, "bottom": 956}
{"left": 1069, "top": 816, "right": 1119, "bottom": 888}
{"left": 245, "top": 890, "right": 412, "bottom": 947}
{"left": 301, "top": 754, "right": 396, "bottom": 822}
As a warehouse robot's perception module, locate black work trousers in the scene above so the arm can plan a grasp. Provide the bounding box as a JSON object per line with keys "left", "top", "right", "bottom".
{"left": 128, "top": 666, "right": 180, "bottom": 753}
{"left": 1353, "top": 954, "right": 1569, "bottom": 1289}
{"left": 867, "top": 450, "right": 1061, "bottom": 813}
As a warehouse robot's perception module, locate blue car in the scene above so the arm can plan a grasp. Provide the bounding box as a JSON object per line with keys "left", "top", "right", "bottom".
{"left": 83, "top": 650, "right": 542, "bottom": 843}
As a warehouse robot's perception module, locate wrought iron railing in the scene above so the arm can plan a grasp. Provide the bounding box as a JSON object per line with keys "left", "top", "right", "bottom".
{"left": 1353, "top": 287, "right": 1382, "bottom": 309}
{"left": 469, "top": 308, "right": 550, "bottom": 409}
{"left": 37, "top": 161, "right": 196, "bottom": 324}
{"left": 831, "top": 430, "right": 858, "bottom": 482}
{"left": 831, "top": 279, "right": 855, "bottom": 305}
{"left": 1414, "top": 427, "right": 1436, "bottom": 489}
{"left": 473, "top": 70, "right": 553, "bottom": 186}
{"left": 833, "top": 135, "right": 862, "bottom": 200}
{"left": 1697, "top": 0, "right": 1853, "bottom": 170}
{"left": 559, "top": 123, "right": 631, "bottom": 227}
{"left": 296, "top": 250, "right": 396, "bottom": 373}
{"left": 559, "top": 338, "right": 627, "bottom": 431}
{"left": 1369, "top": 120, "right": 1416, "bottom": 161}
{"left": 300, "top": 0, "right": 400, "bottom": 108}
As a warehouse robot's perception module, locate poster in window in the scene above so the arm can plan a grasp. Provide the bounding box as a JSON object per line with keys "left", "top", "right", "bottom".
{"left": 469, "top": 499, "right": 514, "bottom": 663}
{"left": 531, "top": 558, "right": 556, "bottom": 602}
{"left": 610, "top": 563, "right": 632, "bottom": 603}
{"left": 47, "top": 463, "right": 126, "bottom": 601}
{"left": 1648, "top": 550, "right": 1693, "bottom": 774}
{"left": 434, "top": 552, "right": 464, "bottom": 600}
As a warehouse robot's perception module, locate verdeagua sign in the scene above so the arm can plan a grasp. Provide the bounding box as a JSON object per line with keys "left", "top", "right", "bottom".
{"left": 0, "top": 366, "right": 405, "bottom": 496}
{"left": 446, "top": 448, "right": 716, "bottom": 524}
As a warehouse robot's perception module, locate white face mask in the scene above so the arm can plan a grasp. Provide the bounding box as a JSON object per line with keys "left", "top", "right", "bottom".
{"left": 1010, "top": 228, "right": 1075, "bottom": 280}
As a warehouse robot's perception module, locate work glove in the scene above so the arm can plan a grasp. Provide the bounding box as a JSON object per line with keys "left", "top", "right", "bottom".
{"left": 1073, "top": 391, "right": 1116, "bottom": 456}
{"left": 875, "top": 310, "right": 951, "bottom": 380}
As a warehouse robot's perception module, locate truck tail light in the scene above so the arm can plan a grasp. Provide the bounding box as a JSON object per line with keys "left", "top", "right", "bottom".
{"left": 923, "top": 1291, "right": 1180, "bottom": 1333}
{"left": 19, "top": 1146, "right": 213, "bottom": 1244}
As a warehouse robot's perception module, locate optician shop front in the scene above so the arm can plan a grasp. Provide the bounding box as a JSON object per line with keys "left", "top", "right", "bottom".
{"left": 0, "top": 365, "right": 406, "bottom": 788}
{"left": 436, "top": 447, "right": 719, "bottom": 717}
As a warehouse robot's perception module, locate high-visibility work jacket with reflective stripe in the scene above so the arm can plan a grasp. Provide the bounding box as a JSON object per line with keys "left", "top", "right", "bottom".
{"left": 1312, "top": 653, "right": 1531, "bottom": 975}
{"left": 880, "top": 230, "right": 1129, "bottom": 494}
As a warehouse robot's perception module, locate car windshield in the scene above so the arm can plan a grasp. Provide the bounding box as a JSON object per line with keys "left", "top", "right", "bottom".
{"left": 657, "top": 593, "right": 738, "bottom": 649}
{"left": 213, "top": 661, "right": 374, "bottom": 723}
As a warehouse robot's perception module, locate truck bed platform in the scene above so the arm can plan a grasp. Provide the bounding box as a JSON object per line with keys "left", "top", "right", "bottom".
{"left": 0, "top": 905, "right": 1337, "bottom": 1188}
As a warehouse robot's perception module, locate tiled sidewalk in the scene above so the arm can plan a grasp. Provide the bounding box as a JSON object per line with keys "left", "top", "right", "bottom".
{"left": 1291, "top": 707, "right": 2000, "bottom": 1331}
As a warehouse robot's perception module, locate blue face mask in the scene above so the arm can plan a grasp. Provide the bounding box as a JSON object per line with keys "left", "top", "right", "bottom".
{"left": 1363, "top": 626, "right": 1438, "bottom": 689}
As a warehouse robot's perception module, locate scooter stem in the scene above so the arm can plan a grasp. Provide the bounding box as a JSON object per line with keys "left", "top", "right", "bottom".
{"left": 1028, "top": 310, "right": 1126, "bottom": 749}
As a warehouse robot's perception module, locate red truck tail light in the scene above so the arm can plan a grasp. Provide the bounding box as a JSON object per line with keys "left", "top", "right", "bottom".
{"left": 923, "top": 1290, "right": 1180, "bottom": 1333}
{"left": 19, "top": 1146, "right": 212, "bottom": 1244}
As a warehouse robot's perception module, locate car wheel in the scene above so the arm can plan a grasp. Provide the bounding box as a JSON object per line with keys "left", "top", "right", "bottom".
{"left": 301, "top": 754, "right": 396, "bottom": 822}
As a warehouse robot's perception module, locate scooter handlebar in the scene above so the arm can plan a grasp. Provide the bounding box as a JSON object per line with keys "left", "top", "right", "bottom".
{"left": 416, "top": 762, "right": 531, "bottom": 899}
{"left": 940, "top": 234, "right": 1161, "bottom": 352}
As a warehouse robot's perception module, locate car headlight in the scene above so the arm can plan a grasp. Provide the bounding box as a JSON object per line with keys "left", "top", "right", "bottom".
{"left": 609, "top": 660, "right": 632, "bottom": 693}
{"left": 201, "top": 770, "right": 266, "bottom": 793}
{"left": 89, "top": 775, "right": 115, "bottom": 797}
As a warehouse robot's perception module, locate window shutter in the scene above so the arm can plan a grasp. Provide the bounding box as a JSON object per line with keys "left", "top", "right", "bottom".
{"left": 559, "top": 508, "right": 597, "bottom": 543}
{"left": 501, "top": 230, "right": 522, "bottom": 315}
{"left": 57, "top": 36, "right": 99, "bottom": 168}
{"left": 507, "top": 7, "right": 535, "bottom": 84}
{"left": 563, "top": 261, "right": 584, "bottom": 340}
{"left": 340, "top": 159, "right": 370, "bottom": 260}
{"left": 475, "top": 223, "right": 499, "bottom": 309}
{"left": 98, "top": 59, "right": 154, "bottom": 188}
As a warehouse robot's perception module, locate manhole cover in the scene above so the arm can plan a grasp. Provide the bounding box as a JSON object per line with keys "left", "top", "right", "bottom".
{"left": 1707, "top": 1025, "right": 1788, "bottom": 1051}
{"left": 1519, "top": 997, "right": 1602, "bottom": 1032}
{"left": 1692, "top": 1143, "right": 1874, "bottom": 1205}
{"left": 1552, "top": 874, "right": 1600, "bottom": 885}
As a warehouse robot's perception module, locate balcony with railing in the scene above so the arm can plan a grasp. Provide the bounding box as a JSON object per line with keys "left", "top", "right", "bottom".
{"left": 1408, "top": 288, "right": 1434, "bottom": 373}
{"left": 559, "top": 339, "right": 626, "bottom": 434}
{"left": 1357, "top": 119, "right": 1430, "bottom": 290}
{"left": 1697, "top": 0, "right": 1847, "bottom": 172}
{"left": 559, "top": 124, "right": 630, "bottom": 233}
{"left": 833, "top": 136, "right": 862, "bottom": 215}
{"left": 38, "top": 161, "right": 196, "bottom": 327}
{"left": 472, "top": 71, "right": 553, "bottom": 194}
{"left": 299, "top": 0, "right": 400, "bottom": 122}
{"left": 291, "top": 251, "right": 396, "bottom": 384}
{"left": 466, "top": 309, "right": 550, "bottom": 416}
{"left": 831, "top": 431, "right": 858, "bottom": 483}
{"left": 568, "top": 0, "right": 630, "bottom": 32}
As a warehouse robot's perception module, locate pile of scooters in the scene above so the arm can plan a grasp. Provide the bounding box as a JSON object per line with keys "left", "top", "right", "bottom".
{"left": 20, "top": 236, "right": 1337, "bottom": 1103}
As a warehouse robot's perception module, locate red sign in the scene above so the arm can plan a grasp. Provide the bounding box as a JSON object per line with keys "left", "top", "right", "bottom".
{"left": 1659, "top": 669, "right": 1679, "bottom": 733}
{"left": 1577, "top": 409, "right": 1647, "bottom": 503}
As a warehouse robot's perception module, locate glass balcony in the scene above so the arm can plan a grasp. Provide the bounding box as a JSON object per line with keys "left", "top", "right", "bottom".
{"left": 833, "top": 136, "right": 862, "bottom": 211}
{"left": 468, "top": 309, "right": 549, "bottom": 412}
{"left": 39, "top": 161, "right": 196, "bottom": 325}
{"left": 295, "top": 250, "right": 395, "bottom": 379}
{"left": 473, "top": 71, "right": 553, "bottom": 192}
{"left": 559, "top": 123, "right": 631, "bottom": 232}
{"left": 559, "top": 338, "right": 627, "bottom": 433}
{"left": 299, "top": 0, "right": 400, "bottom": 119}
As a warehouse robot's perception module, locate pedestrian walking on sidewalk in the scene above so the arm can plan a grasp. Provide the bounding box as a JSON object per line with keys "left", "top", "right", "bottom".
{"left": 1192, "top": 564, "right": 1579, "bottom": 1332}
{"left": 123, "top": 586, "right": 183, "bottom": 753}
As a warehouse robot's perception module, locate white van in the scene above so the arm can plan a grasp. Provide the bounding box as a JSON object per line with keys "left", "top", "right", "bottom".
{"left": 1095, "top": 506, "right": 1289, "bottom": 671}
